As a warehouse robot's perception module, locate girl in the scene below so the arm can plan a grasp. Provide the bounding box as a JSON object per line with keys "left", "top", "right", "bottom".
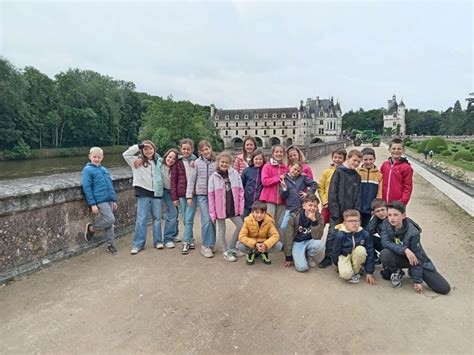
{"left": 208, "top": 152, "right": 245, "bottom": 262}
{"left": 161, "top": 148, "right": 180, "bottom": 249}
{"left": 122, "top": 141, "right": 163, "bottom": 254}
{"left": 186, "top": 140, "right": 217, "bottom": 258}
{"left": 279, "top": 161, "right": 318, "bottom": 232}
{"left": 260, "top": 144, "right": 288, "bottom": 239}
{"left": 233, "top": 136, "right": 257, "bottom": 175}
{"left": 286, "top": 145, "right": 314, "bottom": 180}
{"left": 171, "top": 138, "right": 198, "bottom": 255}
{"left": 241, "top": 150, "right": 265, "bottom": 218}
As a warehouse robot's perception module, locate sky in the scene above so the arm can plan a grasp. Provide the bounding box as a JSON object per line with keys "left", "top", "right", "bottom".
{"left": 1, "top": 0, "right": 472, "bottom": 112}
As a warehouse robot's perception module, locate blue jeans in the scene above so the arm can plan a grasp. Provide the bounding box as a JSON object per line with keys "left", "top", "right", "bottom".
{"left": 292, "top": 239, "right": 325, "bottom": 272}
{"left": 179, "top": 196, "right": 197, "bottom": 243}
{"left": 133, "top": 196, "right": 162, "bottom": 249}
{"left": 162, "top": 189, "right": 178, "bottom": 243}
{"left": 280, "top": 209, "right": 292, "bottom": 234}
{"left": 196, "top": 195, "right": 216, "bottom": 247}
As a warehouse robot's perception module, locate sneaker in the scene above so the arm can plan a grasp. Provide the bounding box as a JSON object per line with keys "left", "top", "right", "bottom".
{"left": 182, "top": 242, "right": 190, "bottom": 255}
{"left": 84, "top": 223, "right": 94, "bottom": 242}
{"left": 359, "top": 266, "right": 366, "bottom": 276}
{"left": 246, "top": 252, "right": 255, "bottom": 265}
{"left": 230, "top": 248, "right": 245, "bottom": 258}
{"left": 210, "top": 245, "right": 217, "bottom": 253}
{"left": 307, "top": 256, "right": 316, "bottom": 268}
{"left": 165, "top": 241, "right": 175, "bottom": 249}
{"left": 380, "top": 267, "right": 392, "bottom": 280}
{"left": 390, "top": 269, "right": 404, "bottom": 288}
{"left": 223, "top": 250, "right": 237, "bottom": 262}
{"left": 348, "top": 272, "right": 361, "bottom": 284}
{"left": 174, "top": 236, "right": 181, "bottom": 243}
{"left": 189, "top": 240, "right": 196, "bottom": 249}
{"left": 318, "top": 256, "right": 332, "bottom": 269}
{"left": 260, "top": 252, "right": 272, "bottom": 265}
{"left": 155, "top": 242, "right": 164, "bottom": 250}
{"left": 130, "top": 246, "right": 140, "bottom": 255}
{"left": 107, "top": 244, "right": 118, "bottom": 255}
{"left": 200, "top": 246, "right": 214, "bottom": 258}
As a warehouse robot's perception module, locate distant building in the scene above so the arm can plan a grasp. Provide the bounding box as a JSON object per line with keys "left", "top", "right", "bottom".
{"left": 210, "top": 96, "right": 342, "bottom": 149}
{"left": 383, "top": 94, "right": 406, "bottom": 136}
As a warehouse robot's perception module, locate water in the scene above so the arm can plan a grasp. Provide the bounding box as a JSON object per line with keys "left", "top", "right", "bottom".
{"left": 0, "top": 154, "right": 128, "bottom": 181}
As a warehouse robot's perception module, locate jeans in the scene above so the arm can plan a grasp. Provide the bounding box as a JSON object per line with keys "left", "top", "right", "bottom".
{"left": 196, "top": 195, "right": 216, "bottom": 247}
{"left": 133, "top": 196, "right": 162, "bottom": 249}
{"left": 179, "top": 196, "right": 197, "bottom": 243}
{"left": 162, "top": 189, "right": 178, "bottom": 243}
{"left": 280, "top": 209, "right": 292, "bottom": 234}
{"left": 292, "top": 239, "right": 325, "bottom": 272}
{"left": 237, "top": 241, "right": 281, "bottom": 254}
{"left": 93, "top": 202, "right": 115, "bottom": 246}
{"left": 216, "top": 217, "right": 243, "bottom": 252}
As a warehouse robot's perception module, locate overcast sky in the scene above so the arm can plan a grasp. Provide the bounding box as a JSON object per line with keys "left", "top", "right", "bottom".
{"left": 1, "top": 1, "right": 472, "bottom": 112}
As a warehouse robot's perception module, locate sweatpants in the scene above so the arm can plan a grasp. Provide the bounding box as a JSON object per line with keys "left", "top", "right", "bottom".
{"left": 216, "top": 217, "right": 243, "bottom": 252}
{"left": 379, "top": 248, "right": 451, "bottom": 295}
{"left": 266, "top": 203, "right": 286, "bottom": 241}
{"left": 93, "top": 202, "right": 116, "bottom": 246}
{"left": 337, "top": 246, "right": 367, "bottom": 280}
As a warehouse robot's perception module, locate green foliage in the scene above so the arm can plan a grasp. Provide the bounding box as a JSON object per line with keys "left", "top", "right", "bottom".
{"left": 417, "top": 140, "right": 428, "bottom": 153}
{"left": 4, "top": 138, "right": 31, "bottom": 159}
{"left": 453, "top": 150, "right": 473, "bottom": 161}
{"left": 441, "top": 150, "right": 452, "bottom": 156}
{"left": 451, "top": 147, "right": 459, "bottom": 153}
{"left": 436, "top": 145, "right": 447, "bottom": 153}
{"left": 425, "top": 137, "right": 447, "bottom": 152}
{"left": 342, "top": 109, "right": 383, "bottom": 134}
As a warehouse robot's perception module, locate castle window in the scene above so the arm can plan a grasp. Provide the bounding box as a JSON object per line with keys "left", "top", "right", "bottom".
{"left": 215, "top": 116, "right": 219, "bottom": 120}
{"left": 245, "top": 130, "right": 248, "bottom": 135}
{"left": 282, "top": 121, "right": 285, "bottom": 126}
{"left": 245, "top": 122, "right": 248, "bottom": 127}
{"left": 264, "top": 130, "right": 266, "bottom": 135}
{"left": 236, "top": 122, "right": 239, "bottom": 127}
{"left": 236, "top": 130, "right": 238, "bottom": 135}
{"left": 255, "top": 122, "right": 258, "bottom": 127}
{"left": 215, "top": 123, "right": 218, "bottom": 127}
{"left": 264, "top": 122, "right": 267, "bottom": 127}
{"left": 225, "top": 130, "right": 228, "bottom": 136}
{"left": 273, "top": 121, "right": 276, "bottom": 126}
{"left": 293, "top": 121, "right": 296, "bottom": 126}
{"left": 273, "top": 129, "right": 276, "bottom": 134}
{"left": 244, "top": 114, "right": 249, "bottom": 119}
{"left": 235, "top": 115, "right": 239, "bottom": 119}
{"left": 282, "top": 129, "right": 284, "bottom": 134}
{"left": 393, "top": 122, "right": 397, "bottom": 127}
{"left": 319, "top": 128, "right": 324, "bottom": 134}
{"left": 272, "top": 113, "right": 277, "bottom": 118}
{"left": 254, "top": 114, "right": 259, "bottom": 119}
{"left": 292, "top": 113, "right": 297, "bottom": 118}
{"left": 264, "top": 113, "right": 268, "bottom": 119}
{"left": 282, "top": 113, "right": 286, "bottom": 118}
{"left": 226, "top": 122, "right": 229, "bottom": 127}
{"left": 255, "top": 130, "right": 258, "bottom": 135}
{"left": 293, "top": 129, "right": 296, "bottom": 134}
{"left": 225, "top": 115, "right": 229, "bottom": 120}
{"left": 320, "top": 120, "right": 323, "bottom": 125}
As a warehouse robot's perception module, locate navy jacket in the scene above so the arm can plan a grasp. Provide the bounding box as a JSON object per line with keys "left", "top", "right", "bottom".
{"left": 332, "top": 226, "right": 375, "bottom": 274}
{"left": 380, "top": 218, "right": 436, "bottom": 284}
{"left": 280, "top": 174, "right": 317, "bottom": 211}
{"left": 81, "top": 162, "right": 116, "bottom": 206}
{"left": 328, "top": 165, "right": 361, "bottom": 220}
{"left": 241, "top": 166, "right": 263, "bottom": 210}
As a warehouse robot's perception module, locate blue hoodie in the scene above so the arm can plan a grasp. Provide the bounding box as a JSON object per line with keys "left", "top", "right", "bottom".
{"left": 81, "top": 162, "right": 116, "bottom": 206}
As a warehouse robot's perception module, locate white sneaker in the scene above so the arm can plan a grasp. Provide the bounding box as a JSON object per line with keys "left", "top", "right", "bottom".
{"left": 230, "top": 248, "right": 245, "bottom": 258}
{"left": 200, "top": 246, "right": 214, "bottom": 258}
{"left": 307, "top": 256, "right": 316, "bottom": 268}
{"left": 155, "top": 242, "right": 164, "bottom": 249}
{"left": 348, "top": 272, "right": 361, "bottom": 284}
{"left": 165, "top": 241, "right": 175, "bottom": 249}
{"left": 223, "top": 250, "right": 237, "bottom": 262}
{"left": 173, "top": 236, "right": 181, "bottom": 242}
{"left": 130, "top": 247, "right": 140, "bottom": 255}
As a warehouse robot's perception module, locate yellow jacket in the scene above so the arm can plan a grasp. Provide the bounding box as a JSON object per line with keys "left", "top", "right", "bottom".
{"left": 238, "top": 213, "right": 279, "bottom": 249}
{"left": 317, "top": 165, "right": 336, "bottom": 206}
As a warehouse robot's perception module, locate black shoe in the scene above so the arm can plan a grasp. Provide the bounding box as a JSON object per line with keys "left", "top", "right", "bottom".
{"left": 84, "top": 223, "right": 94, "bottom": 242}
{"left": 380, "top": 267, "right": 392, "bottom": 280}
{"left": 318, "top": 256, "right": 332, "bottom": 269}
{"left": 246, "top": 252, "right": 255, "bottom": 265}
{"left": 260, "top": 252, "right": 272, "bottom": 265}
{"left": 106, "top": 244, "right": 118, "bottom": 255}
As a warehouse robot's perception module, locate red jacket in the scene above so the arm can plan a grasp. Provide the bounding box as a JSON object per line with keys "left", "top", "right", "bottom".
{"left": 171, "top": 160, "right": 187, "bottom": 201}
{"left": 380, "top": 157, "right": 413, "bottom": 205}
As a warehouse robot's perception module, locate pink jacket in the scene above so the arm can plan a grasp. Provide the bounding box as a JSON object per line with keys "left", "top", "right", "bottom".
{"left": 302, "top": 163, "right": 314, "bottom": 180}
{"left": 260, "top": 161, "right": 288, "bottom": 205}
{"left": 208, "top": 169, "right": 244, "bottom": 221}
{"left": 233, "top": 153, "right": 249, "bottom": 175}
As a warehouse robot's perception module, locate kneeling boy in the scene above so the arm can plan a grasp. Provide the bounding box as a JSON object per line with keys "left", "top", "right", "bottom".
{"left": 332, "top": 209, "right": 376, "bottom": 284}
{"left": 283, "top": 193, "right": 325, "bottom": 272}
{"left": 237, "top": 201, "right": 280, "bottom": 265}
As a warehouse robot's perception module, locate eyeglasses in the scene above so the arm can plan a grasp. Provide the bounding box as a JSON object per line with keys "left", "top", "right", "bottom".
{"left": 345, "top": 220, "right": 360, "bottom": 223}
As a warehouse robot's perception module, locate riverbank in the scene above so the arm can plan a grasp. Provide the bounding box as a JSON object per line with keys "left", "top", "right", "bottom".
{"left": 0, "top": 145, "right": 128, "bottom": 161}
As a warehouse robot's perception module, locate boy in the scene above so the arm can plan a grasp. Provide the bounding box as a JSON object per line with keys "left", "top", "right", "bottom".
{"left": 318, "top": 149, "right": 362, "bottom": 268}
{"left": 357, "top": 147, "right": 383, "bottom": 228}
{"left": 237, "top": 201, "right": 280, "bottom": 265}
{"left": 317, "top": 148, "right": 347, "bottom": 225}
{"left": 332, "top": 209, "right": 376, "bottom": 284}
{"left": 81, "top": 147, "right": 118, "bottom": 255}
{"left": 366, "top": 198, "right": 387, "bottom": 255}
{"left": 380, "top": 138, "right": 413, "bottom": 205}
{"left": 379, "top": 201, "right": 450, "bottom": 294}
{"left": 283, "top": 193, "right": 325, "bottom": 272}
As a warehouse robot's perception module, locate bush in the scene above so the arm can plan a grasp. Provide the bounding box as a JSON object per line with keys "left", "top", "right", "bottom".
{"left": 452, "top": 147, "right": 459, "bottom": 153}
{"left": 417, "top": 140, "right": 428, "bottom": 153}
{"left": 453, "top": 151, "right": 473, "bottom": 162}
{"left": 461, "top": 143, "right": 469, "bottom": 148}
{"left": 425, "top": 137, "right": 448, "bottom": 153}
{"left": 3, "top": 139, "right": 31, "bottom": 160}
{"left": 403, "top": 137, "right": 412, "bottom": 146}
{"left": 405, "top": 141, "right": 412, "bottom": 147}
{"left": 441, "top": 150, "right": 453, "bottom": 156}
{"left": 435, "top": 145, "right": 447, "bottom": 153}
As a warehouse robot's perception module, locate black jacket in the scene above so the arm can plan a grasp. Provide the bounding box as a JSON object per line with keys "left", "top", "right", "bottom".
{"left": 328, "top": 165, "right": 361, "bottom": 220}
{"left": 332, "top": 226, "right": 375, "bottom": 274}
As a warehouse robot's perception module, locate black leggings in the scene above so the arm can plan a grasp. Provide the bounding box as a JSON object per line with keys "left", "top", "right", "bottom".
{"left": 379, "top": 249, "right": 451, "bottom": 295}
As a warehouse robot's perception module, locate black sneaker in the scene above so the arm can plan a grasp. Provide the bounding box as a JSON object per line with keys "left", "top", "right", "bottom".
{"left": 246, "top": 252, "right": 255, "bottom": 265}
{"left": 260, "top": 252, "right": 272, "bottom": 265}
{"left": 106, "top": 244, "right": 118, "bottom": 255}
{"left": 380, "top": 267, "right": 392, "bottom": 280}
{"left": 318, "top": 256, "right": 332, "bottom": 269}
{"left": 84, "top": 223, "right": 94, "bottom": 242}
{"left": 182, "top": 242, "right": 190, "bottom": 255}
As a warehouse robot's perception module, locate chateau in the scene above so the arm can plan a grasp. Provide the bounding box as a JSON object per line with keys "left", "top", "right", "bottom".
{"left": 383, "top": 94, "right": 406, "bottom": 136}
{"left": 210, "top": 97, "right": 342, "bottom": 149}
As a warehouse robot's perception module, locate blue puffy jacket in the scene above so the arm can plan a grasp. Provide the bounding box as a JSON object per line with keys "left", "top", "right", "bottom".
{"left": 241, "top": 166, "right": 263, "bottom": 210}
{"left": 81, "top": 163, "right": 116, "bottom": 206}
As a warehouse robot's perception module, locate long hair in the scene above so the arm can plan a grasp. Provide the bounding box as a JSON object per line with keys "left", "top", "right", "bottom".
{"left": 198, "top": 140, "right": 216, "bottom": 161}
{"left": 286, "top": 145, "right": 306, "bottom": 164}
{"left": 163, "top": 148, "right": 180, "bottom": 167}
{"left": 140, "top": 140, "right": 156, "bottom": 168}
{"left": 241, "top": 136, "right": 258, "bottom": 161}
{"left": 249, "top": 149, "right": 266, "bottom": 167}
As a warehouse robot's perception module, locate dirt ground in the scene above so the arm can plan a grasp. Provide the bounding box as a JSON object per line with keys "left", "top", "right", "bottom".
{"left": 1, "top": 146, "right": 473, "bottom": 354}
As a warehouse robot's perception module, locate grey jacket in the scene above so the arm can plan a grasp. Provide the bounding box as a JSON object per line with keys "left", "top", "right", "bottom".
{"left": 186, "top": 156, "right": 216, "bottom": 198}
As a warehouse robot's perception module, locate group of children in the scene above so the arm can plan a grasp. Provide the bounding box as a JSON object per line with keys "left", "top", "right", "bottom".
{"left": 81, "top": 137, "right": 450, "bottom": 295}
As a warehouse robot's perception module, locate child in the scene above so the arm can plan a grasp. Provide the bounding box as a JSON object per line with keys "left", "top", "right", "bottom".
{"left": 332, "top": 209, "right": 376, "bottom": 285}
{"left": 237, "top": 201, "right": 280, "bottom": 265}
{"left": 161, "top": 148, "right": 180, "bottom": 249}
{"left": 123, "top": 141, "right": 164, "bottom": 254}
{"left": 366, "top": 198, "right": 387, "bottom": 255}
{"left": 283, "top": 193, "right": 325, "bottom": 272}
{"left": 233, "top": 136, "right": 257, "bottom": 175}
{"left": 317, "top": 148, "right": 347, "bottom": 225}
{"left": 280, "top": 161, "right": 317, "bottom": 232}
{"left": 208, "top": 152, "right": 245, "bottom": 262}
{"left": 286, "top": 145, "right": 314, "bottom": 179}
{"left": 380, "top": 138, "right": 413, "bottom": 205}
{"left": 171, "top": 138, "right": 198, "bottom": 254}
{"left": 379, "top": 201, "right": 450, "bottom": 294}
{"left": 260, "top": 144, "right": 288, "bottom": 238}
{"left": 186, "top": 140, "right": 217, "bottom": 258}
{"left": 319, "top": 149, "right": 362, "bottom": 268}
{"left": 81, "top": 147, "right": 118, "bottom": 255}
{"left": 357, "top": 147, "right": 383, "bottom": 228}
{"left": 241, "top": 150, "right": 265, "bottom": 218}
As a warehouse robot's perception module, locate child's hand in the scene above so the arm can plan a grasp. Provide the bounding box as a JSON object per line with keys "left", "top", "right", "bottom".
{"left": 256, "top": 243, "right": 267, "bottom": 253}
{"left": 305, "top": 210, "right": 316, "bottom": 221}
{"left": 414, "top": 283, "right": 424, "bottom": 294}
{"left": 366, "top": 274, "right": 376, "bottom": 285}
{"left": 299, "top": 191, "right": 307, "bottom": 199}
{"left": 284, "top": 261, "right": 293, "bottom": 268}
{"left": 91, "top": 205, "right": 99, "bottom": 214}
{"left": 404, "top": 248, "right": 419, "bottom": 266}
{"left": 187, "top": 198, "right": 193, "bottom": 207}
{"left": 113, "top": 202, "right": 118, "bottom": 211}
{"left": 134, "top": 159, "right": 144, "bottom": 169}
{"left": 173, "top": 200, "right": 179, "bottom": 207}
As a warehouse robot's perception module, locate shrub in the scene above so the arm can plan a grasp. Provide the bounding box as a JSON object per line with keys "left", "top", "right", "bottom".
{"left": 403, "top": 137, "right": 412, "bottom": 145}
{"left": 3, "top": 138, "right": 31, "bottom": 160}
{"left": 417, "top": 140, "right": 428, "bottom": 153}
{"left": 461, "top": 143, "right": 469, "bottom": 148}
{"left": 451, "top": 147, "right": 459, "bottom": 153}
{"left": 453, "top": 151, "right": 473, "bottom": 162}
{"left": 435, "top": 145, "right": 447, "bottom": 153}
{"left": 441, "top": 150, "right": 452, "bottom": 156}
{"left": 425, "top": 137, "right": 448, "bottom": 153}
